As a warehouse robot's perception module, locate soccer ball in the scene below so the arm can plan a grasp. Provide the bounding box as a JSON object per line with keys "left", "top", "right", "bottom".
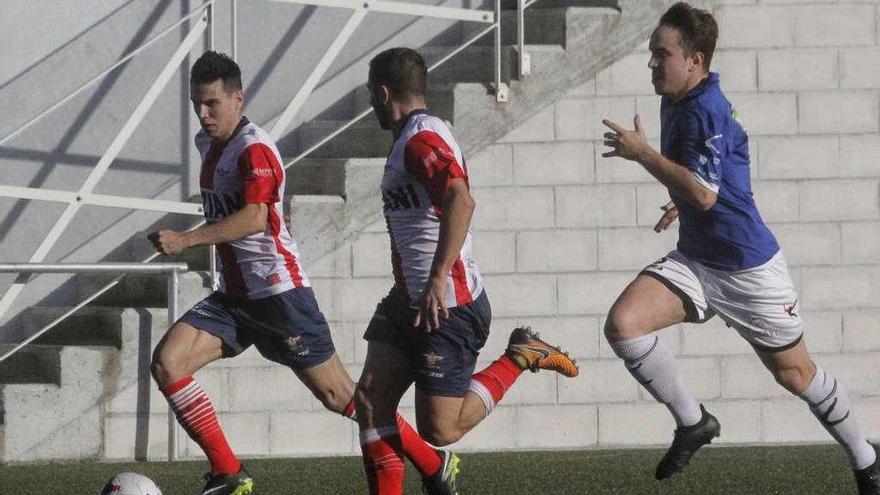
{"left": 99, "top": 472, "right": 163, "bottom": 495}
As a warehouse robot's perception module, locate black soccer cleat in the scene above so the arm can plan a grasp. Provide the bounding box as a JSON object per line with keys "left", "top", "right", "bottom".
{"left": 854, "top": 445, "right": 880, "bottom": 495}
{"left": 200, "top": 467, "right": 253, "bottom": 495}
{"left": 421, "top": 450, "right": 461, "bottom": 495}
{"left": 655, "top": 404, "right": 720, "bottom": 480}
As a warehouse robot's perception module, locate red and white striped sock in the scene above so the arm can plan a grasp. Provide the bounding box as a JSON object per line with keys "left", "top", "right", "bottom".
{"left": 468, "top": 355, "right": 523, "bottom": 415}
{"left": 162, "top": 375, "right": 240, "bottom": 475}
{"left": 342, "top": 399, "right": 442, "bottom": 478}
{"left": 360, "top": 426, "right": 405, "bottom": 495}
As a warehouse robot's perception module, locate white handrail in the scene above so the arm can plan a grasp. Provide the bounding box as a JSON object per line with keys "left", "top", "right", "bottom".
{"left": 0, "top": 10, "right": 210, "bottom": 322}
{"left": 0, "top": 0, "right": 514, "bottom": 361}
{"left": 0, "top": 0, "right": 524, "bottom": 464}
{"left": 0, "top": 1, "right": 217, "bottom": 148}
{"left": 284, "top": 19, "right": 500, "bottom": 169}
{"left": 268, "top": 0, "right": 494, "bottom": 23}
{"left": 269, "top": 8, "right": 369, "bottom": 140}
{"left": 0, "top": 262, "right": 188, "bottom": 365}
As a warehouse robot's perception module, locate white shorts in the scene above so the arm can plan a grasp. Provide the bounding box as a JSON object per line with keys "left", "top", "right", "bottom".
{"left": 641, "top": 250, "right": 803, "bottom": 350}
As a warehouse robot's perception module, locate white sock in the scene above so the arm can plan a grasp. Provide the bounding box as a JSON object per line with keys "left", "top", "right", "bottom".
{"left": 611, "top": 334, "right": 702, "bottom": 427}
{"left": 801, "top": 367, "right": 876, "bottom": 470}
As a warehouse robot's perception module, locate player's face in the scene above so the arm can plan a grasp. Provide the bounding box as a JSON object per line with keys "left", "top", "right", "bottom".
{"left": 648, "top": 25, "right": 701, "bottom": 100}
{"left": 190, "top": 79, "right": 243, "bottom": 142}
{"left": 368, "top": 76, "right": 392, "bottom": 130}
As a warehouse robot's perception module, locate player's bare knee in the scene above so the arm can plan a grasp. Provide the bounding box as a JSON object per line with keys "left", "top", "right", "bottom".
{"left": 150, "top": 348, "right": 187, "bottom": 388}
{"left": 604, "top": 308, "right": 638, "bottom": 343}
{"left": 354, "top": 381, "right": 387, "bottom": 421}
{"left": 314, "top": 386, "right": 350, "bottom": 415}
{"left": 773, "top": 366, "right": 812, "bottom": 395}
{"left": 418, "top": 424, "right": 462, "bottom": 447}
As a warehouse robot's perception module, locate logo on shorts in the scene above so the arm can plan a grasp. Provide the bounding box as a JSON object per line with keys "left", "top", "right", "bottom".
{"left": 783, "top": 299, "right": 798, "bottom": 318}
{"left": 423, "top": 352, "right": 445, "bottom": 369}
{"left": 285, "top": 335, "right": 303, "bottom": 351}
{"left": 648, "top": 257, "right": 667, "bottom": 271}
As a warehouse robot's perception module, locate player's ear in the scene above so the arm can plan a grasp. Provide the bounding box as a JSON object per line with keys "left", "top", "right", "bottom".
{"left": 690, "top": 51, "right": 705, "bottom": 73}
{"left": 379, "top": 84, "right": 391, "bottom": 105}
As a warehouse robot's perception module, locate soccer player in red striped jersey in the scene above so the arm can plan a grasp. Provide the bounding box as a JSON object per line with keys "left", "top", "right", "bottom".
{"left": 354, "top": 47, "right": 580, "bottom": 495}
{"left": 149, "top": 51, "right": 454, "bottom": 495}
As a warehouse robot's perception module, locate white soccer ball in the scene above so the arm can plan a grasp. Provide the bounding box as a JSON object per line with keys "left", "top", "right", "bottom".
{"left": 99, "top": 472, "right": 163, "bottom": 495}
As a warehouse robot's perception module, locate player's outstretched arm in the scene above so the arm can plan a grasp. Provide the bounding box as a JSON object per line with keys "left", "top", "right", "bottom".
{"left": 414, "top": 179, "right": 475, "bottom": 332}
{"left": 149, "top": 202, "right": 268, "bottom": 255}
{"left": 602, "top": 115, "right": 717, "bottom": 211}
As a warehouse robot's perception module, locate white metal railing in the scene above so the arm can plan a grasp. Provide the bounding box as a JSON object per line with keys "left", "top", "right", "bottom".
{"left": 0, "top": 0, "right": 527, "bottom": 394}
{"left": 0, "top": 263, "right": 189, "bottom": 365}
{"left": 0, "top": 3, "right": 212, "bottom": 323}
{"left": 0, "top": 0, "right": 538, "bottom": 464}
{"left": 0, "top": 0, "right": 513, "bottom": 328}
{"left": 0, "top": 262, "right": 189, "bottom": 462}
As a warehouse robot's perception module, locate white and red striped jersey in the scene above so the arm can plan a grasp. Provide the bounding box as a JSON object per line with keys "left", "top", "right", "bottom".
{"left": 196, "top": 118, "right": 309, "bottom": 299}
{"left": 381, "top": 110, "right": 483, "bottom": 307}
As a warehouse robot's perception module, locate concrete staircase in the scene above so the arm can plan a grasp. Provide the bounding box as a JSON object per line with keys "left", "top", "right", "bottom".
{"left": 0, "top": 0, "right": 678, "bottom": 463}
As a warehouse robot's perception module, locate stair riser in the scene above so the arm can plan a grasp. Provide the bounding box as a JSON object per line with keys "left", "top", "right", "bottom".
{"left": 24, "top": 309, "right": 124, "bottom": 348}
{"left": 0, "top": 348, "right": 60, "bottom": 385}
{"left": 0, "top": 310, "right": 167, "bottom": 462}
{"left": 85, "top": 272, "right": 211, "bottom": 309}
{"left": 464, "top": 10, "right": 567, "bottom": 46}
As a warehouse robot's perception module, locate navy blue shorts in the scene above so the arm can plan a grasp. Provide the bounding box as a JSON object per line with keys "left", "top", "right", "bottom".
{"left": 363, "top": 288, "right": 491, "bottom": 397}
{"left": 178, "top": 288, "right": 335, "bottom": 369}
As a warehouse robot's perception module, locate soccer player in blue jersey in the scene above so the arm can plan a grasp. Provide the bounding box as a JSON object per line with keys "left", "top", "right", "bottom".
{"left": 600, "top": 3, "right": 879, "bottom": 492}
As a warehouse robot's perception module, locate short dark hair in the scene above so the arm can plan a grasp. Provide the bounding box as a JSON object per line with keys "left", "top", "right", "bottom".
{"left": 190, "top": 51, "right": 242, "bottom": 91}
{"left": 369, "top": 47, "right": 427, "bottom": 99}
{"left": 659, "top": 2, "right": 718, "bottom": 71}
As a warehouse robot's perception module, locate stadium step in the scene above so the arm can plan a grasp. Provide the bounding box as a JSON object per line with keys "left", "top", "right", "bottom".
{"left": 81, "top": 270, "right": 212, "bottom": 309}
{"left": 0, "top": 344, "right": 62, "bottom": 385}
{"left": 464, "top": 7, "right": 592, "bottom": 46}
{"left": 0, "top": 308, "right": 168, "bottom": 462}
{"left": 286, "top": 158, "right": 349, "bottom": 197}
{"left": 422, "top": 44, "right": 564, "bottom": 84}
{"left": 20, "top": 306, "right": 167, "bottom": 348}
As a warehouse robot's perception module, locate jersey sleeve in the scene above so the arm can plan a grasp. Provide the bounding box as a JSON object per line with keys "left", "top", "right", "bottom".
{"left": 403, "top": 130, "right": 467, "bottom": 203}
{"left": 238, "top": 143, "right": 282, "bottom": 204}
{"left": 675, "top": 109, "right": 723, "bottom": 194}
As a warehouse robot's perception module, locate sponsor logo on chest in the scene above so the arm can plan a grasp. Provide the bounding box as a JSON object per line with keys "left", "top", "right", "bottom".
{"left": 202, "top": 190, "right": 242, "bottom": 221}
{"left": 382, "top": 183, "right": 423, "bottom": 212}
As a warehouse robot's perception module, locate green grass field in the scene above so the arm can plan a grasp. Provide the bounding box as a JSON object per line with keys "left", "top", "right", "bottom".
{"left": 0, "top": 444, "right": 859, "bottom": 494}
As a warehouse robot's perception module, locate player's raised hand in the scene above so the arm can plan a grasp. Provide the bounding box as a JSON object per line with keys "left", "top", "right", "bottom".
{"left": 413, "top": 276, "right": 449, "bottom": 333}
{"left": 602, "top": 114, "right": 649, "bottom": 162}
{"left": 148, "top": 229, "right": 188, "bottom": 255}
{"left": 654, "top": 201, "right": 679, "bottom": 232}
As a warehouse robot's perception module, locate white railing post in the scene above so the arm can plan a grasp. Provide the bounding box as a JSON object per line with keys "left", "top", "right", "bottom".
{"left": 494, "top": 0, "right": 508, "bottom": 102}
{"left": 518, "top": 0, "right": 530, "bottom": 77}
{"left": 167, "top": 268, "right": 181, "bottom": 462}
{"left": 231, "top": 0, "right": 239, "bottom": 61}
{"left": 209, "top": 245, "right": 219, "bottom": 290}
{"left": 206, "top": 2, "right": 215, "bottom": 51}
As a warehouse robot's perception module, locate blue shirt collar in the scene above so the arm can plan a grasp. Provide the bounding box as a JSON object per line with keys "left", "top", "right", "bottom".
{"left": 672, "top": 72, "right": 719, "bottom": 105}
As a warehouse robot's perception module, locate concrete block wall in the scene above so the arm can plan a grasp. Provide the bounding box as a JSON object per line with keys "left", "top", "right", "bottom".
{"left": 102, "top": 0, "right": 880, "bottom": 461}
{"left": 444, "top": 0, "right": 880, "bottom": 450}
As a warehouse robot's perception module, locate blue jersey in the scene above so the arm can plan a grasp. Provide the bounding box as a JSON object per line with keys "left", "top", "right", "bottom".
{"left": 660, "top": 72, "right": 779, "bottom": 271}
